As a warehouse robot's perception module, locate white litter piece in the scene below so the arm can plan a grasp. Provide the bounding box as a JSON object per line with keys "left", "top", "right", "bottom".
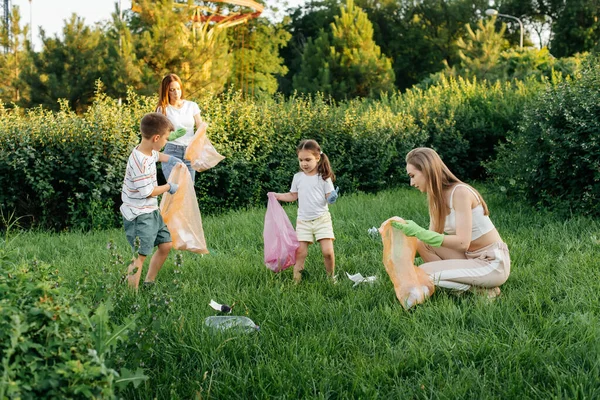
{"left": 209, "top": 299, "right": 232, "bottom": 313}
{"left": 345, "top": 272, "right": 377, "bottom": 288}
{"left": 368, "top": 227, "right": 379, "bottom": 239}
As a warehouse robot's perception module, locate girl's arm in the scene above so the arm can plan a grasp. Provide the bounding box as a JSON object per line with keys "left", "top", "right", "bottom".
{"left": 439, "top": 187, "right": 473, "bottom": 252}
{"left": 275, "top": 192, "right": 298, "bottom": 202}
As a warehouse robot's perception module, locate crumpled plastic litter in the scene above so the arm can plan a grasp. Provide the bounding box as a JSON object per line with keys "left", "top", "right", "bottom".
{"left": 345, "top": 272, "right": 377, "bottom": 287}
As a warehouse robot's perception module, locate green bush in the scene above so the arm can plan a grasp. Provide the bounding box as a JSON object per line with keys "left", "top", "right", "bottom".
{"left": 488, "top": 55, "right": 600, "bottom": 217}
{"left": 392, "top": 76, "right": 541, "bottom": 179}
{"left": 0, "top": 86, "right": 151, "bottom": 230}
{"left": 0, "top": 78, "right": 539, "bottom": 230}
{"left": 0, "top": 222, "right": 146, "bottom": 398}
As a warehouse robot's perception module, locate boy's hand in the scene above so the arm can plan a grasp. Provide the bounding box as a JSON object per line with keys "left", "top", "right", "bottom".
{"left": 168, "top": 156, "right": 184, "bottom": 165}
{"left": 327, "top": 187, "right": 340, "bottom": 204}
{"left": 168, "top": 182, "right": 179, "bottom": 195}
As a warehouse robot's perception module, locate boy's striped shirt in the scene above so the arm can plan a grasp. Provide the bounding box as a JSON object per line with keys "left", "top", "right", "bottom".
{"left": 120, "top": 147, "right": 160, "bottom": 221}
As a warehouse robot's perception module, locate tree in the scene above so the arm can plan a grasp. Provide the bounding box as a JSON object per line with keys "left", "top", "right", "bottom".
{"left": 428, "top": 16, "right": 583, "bottom": 85}
{"left": 279, "top": 0, "right": 339, "bottom": 95}
{"left": 101, "top": 8, "right": 146, "bottom": 99}
{"left": 550, "top": 0, "right": 600, "bottom": 57}
{"left": 126, "top": 0, "right": 231, "bottom": 97}
{"left": 453, "top": 17, "right": 509, "bottom": 81}
{"left": 293, "top": 0, "right": 394, "bottom": 100}
{"left": 21, "top": 15, "right": 109, "bottom": 111}
{"left": 227, "top": 17, "right": 291, "bottom": 97}
{"left": 0, "top": 5, "right": 30, "bottom": 105}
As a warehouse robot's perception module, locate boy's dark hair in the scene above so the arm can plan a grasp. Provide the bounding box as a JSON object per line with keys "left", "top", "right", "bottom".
{"left": 140, "top": 112, "right": 174, "bottom": 139}
{"left": 296, "top": 139, "right": 336, "bottom": 182}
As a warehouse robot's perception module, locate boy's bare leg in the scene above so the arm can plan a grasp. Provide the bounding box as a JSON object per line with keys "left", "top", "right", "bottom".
{"left": 145, "top": 242, "right": 172, "bottom": 283}
{"left": 127, "top": 255, "right": 146, "bottom": 289}
{"left": 318, "top": 239, "right": 335, "bottom": 278}
{"left": 293, "top": 242, "right": 310, "bottom": 283}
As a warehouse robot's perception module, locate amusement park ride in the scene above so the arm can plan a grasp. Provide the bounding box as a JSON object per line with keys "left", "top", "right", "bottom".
{"left": 131, "top": 0, "right": 264, "bottom": 30}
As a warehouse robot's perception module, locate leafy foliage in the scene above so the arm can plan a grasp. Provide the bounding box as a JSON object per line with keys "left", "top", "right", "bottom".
{"left": 0, "top": 5, "right": 30, "bottom": 106}
{"left": 0, "top": 74, "right": 541, "bottom": 229}
{"left": 226, "top": 18, "right": 291, "bottom": 97}
{"left": 488, "top": 55, "right": 600, "bottom": 216}
{"left": 0, "top": 84, "right": 151, "bottom": 230}
{"left": 293, "top": 0, "right": 394, "bottom": 100}
{"left": 427, "top": 17, "right": 585, "bottom": 85}
{"left": 0, "top": 221, "right": 146, "bottom": 398}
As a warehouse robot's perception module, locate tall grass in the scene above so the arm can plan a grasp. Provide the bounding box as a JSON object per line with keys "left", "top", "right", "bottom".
{"left": 14, "top": 187, "right": 600, "bottom": 399}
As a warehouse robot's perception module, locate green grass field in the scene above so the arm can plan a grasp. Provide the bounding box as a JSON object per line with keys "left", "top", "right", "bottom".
{"left": 14, "top": 187, "right": 600, "bottom": 399}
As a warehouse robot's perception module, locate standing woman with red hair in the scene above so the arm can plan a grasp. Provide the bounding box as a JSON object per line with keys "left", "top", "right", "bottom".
{"left": 156, "top": 73, "right": 202, "bottom": 181}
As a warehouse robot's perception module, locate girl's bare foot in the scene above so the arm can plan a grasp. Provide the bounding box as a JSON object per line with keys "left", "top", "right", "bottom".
{"left": 293, "top": 267, "right": 302, "bottom": 283}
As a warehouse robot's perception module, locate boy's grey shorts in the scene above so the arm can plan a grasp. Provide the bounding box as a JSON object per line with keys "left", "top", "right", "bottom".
{"left": 123, "top": 210, "right": 171, "bottom": 256}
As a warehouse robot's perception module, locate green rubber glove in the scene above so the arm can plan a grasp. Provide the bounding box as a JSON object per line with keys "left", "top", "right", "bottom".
{"left": 168, "top": 127, "right": 187, "bottom": 141}
{"left": 391, "top": 220, "right": 444, "bottom": 247}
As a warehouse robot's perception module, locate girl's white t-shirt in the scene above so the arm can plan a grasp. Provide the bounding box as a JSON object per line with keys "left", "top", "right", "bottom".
{"left": 290, "top": 172, "right": 335, "bottom": 221}
{"left": 159, "top": 100, "right": 201, "bottom": 147}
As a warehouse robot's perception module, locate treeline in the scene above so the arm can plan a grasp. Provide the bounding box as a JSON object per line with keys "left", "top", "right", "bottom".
{"left": 0, "top": 0, "right": 598, "bottom": 110}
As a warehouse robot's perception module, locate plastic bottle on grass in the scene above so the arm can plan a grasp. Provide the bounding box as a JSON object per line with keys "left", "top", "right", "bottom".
{"left": 204, "top": 316, "right": 260, "bottom": 332}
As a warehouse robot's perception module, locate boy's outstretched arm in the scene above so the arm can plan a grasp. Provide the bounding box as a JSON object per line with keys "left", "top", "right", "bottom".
{"left": 274, "top": 192, "right": 298, "bottom": 202}
{"left": 150, "top": 183, "right": 177, "bottom": 197}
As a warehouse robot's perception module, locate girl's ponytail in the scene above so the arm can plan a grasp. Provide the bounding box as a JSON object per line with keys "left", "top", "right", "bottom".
{"left": 318, "top": 153, "right": 335, "bottom": 182}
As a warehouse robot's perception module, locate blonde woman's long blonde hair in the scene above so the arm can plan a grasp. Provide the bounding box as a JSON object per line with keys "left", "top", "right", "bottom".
{"left": 406, "top": 147, "right": 489, "bottom": 233}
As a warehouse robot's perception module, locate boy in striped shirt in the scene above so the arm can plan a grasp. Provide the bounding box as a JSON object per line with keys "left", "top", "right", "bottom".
{"left": 121, "top": 112, "right": 182, "bottom": 290}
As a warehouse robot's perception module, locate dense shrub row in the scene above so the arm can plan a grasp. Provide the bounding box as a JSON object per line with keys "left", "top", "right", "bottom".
{"left": 0, "top": 76, "right": 542, "bottom": 230}
{"left": 489, "top": 56, "right": 600, "bottom": 217}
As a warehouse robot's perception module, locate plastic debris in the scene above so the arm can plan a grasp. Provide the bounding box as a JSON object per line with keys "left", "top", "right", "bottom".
{"left": 209, "top": 299, "right": 232, "bottom": 313}
{"left": 345, "top": 272, "right": 377, "bottom": 288}
{"left": 368, "top": 227, "right": 379, "bottom": 239}
{"left": 204, "top": 316, "right": 259, "bottom": 332}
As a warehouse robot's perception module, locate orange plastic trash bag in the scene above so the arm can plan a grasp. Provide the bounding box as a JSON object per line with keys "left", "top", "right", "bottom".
{"left": 380, "top": 218, "right": 434, "bottom": 309}
{"left": 184, "top": 122, "right": 225, "bottom": 172}
{"left": 160, "top": 163, "right": 209, "bottom": 254}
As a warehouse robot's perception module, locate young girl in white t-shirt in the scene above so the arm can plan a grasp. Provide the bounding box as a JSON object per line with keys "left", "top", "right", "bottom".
{"left": 274, "top": 139, "right": 339, "bottom": 283}
{"left": 156, "top": 73, "right": 202, "bottom": 181}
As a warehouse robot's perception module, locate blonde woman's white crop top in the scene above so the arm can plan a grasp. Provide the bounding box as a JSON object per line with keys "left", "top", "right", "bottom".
{"left": 444, "top": 184, "right": 495, "bottom": 240}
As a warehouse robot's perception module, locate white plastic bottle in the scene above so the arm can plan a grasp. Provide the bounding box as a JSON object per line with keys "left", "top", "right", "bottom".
{"left": 204, "top": 316, "right": 260, "bottom": 332}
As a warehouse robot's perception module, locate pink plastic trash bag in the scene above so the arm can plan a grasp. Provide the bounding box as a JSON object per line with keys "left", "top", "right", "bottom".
{"left": 379, "top": 217, "right": 435, "bottom": 310}
{"left": 160, "top": 163, "right": 209, "bottom": 254}
{"left": 263, "top": 192, "right": 300, "bottom": 272}
{"left": 184, "top": 122, "right": 225, "bottom": 172}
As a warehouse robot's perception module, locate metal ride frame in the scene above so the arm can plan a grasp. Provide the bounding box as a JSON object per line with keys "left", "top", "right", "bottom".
{"left": 131, "top": 0, "right": 264, "bottom": 30}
